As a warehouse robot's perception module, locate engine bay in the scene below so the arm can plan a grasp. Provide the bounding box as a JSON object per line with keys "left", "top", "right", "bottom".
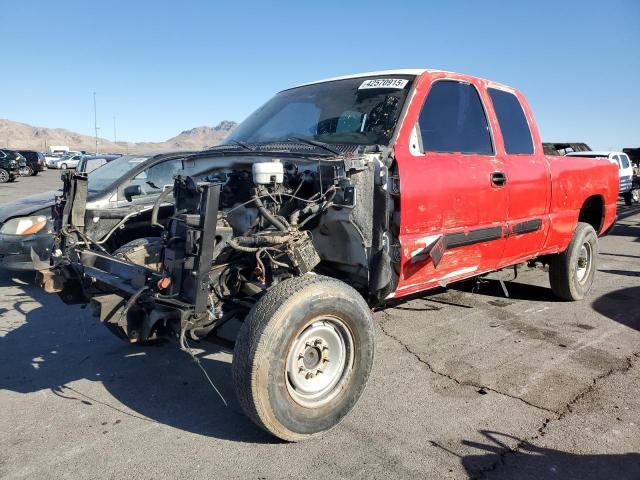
{"left": 45, "top": 152, "right": 400, "bottom": 343}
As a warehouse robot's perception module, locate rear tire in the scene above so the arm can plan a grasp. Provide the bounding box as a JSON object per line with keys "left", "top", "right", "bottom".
{"left": 232, "top": 274, "right": 375, "bottom": 441}
{"left": 60, "top": 163, "right": 67, "bottom": 170}
{"left": 549, "top": 222, "right": 598, "bottom": 301}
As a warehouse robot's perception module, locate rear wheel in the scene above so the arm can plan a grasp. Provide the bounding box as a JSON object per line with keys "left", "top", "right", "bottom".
{"left": 60, "top": 163, "right": 67, "bottom": 170}
{"left": 0, "top": 169, "right": 9, "bottom": 183}
{"left": 549, "top": 222, "right": 598, "bottom": 301}
{"left": 233, "top": 274, "right": 375, "bottom": 441}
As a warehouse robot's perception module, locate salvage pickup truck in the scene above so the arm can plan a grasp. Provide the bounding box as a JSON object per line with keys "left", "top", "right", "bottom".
{"left": 37, "top": 69, "right": 618, "bottom": 441}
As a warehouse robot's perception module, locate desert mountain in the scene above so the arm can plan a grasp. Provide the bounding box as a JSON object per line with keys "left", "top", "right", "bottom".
{"left": 0, "top": 119, "right": 238, "bottom": 154}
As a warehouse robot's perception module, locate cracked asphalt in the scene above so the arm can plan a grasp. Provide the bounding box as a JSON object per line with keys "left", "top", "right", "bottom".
{"left": 0, "top": 171, "right": 639, "bottom": 479}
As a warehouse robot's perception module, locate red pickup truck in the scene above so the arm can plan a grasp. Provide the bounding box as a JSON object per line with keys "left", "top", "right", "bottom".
{"left": 41, "top": 69, "right": 618, "bottom": 441}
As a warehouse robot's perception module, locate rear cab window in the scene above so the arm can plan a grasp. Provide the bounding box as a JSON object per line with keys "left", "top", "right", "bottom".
{"left": 417, "top": 80, "right": 493, "bottom": 154}
{"left": 487, "top": 88, "right": 534, "bottom": 155}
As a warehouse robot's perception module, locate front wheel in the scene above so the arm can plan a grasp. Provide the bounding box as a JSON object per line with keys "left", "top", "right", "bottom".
{"left": 103, "top": 237, "right": 163, "bottom": 342}
{"left": 232, "top": 274, "right": 375, "bottom": 441}
{"left": 0, "top": 169, "right": 9, "bottom": 183}
{"left": 60, "top": 163, "right": 67, "bottom": 170}
{"left": 549, "top": 222, "right": 598, "bottom": 301}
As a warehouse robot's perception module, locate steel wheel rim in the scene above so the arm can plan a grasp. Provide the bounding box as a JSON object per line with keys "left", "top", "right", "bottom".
{"left": 576, "top": 241, "right": 592, "bottom": 284}
{"left": 633, "top": 190, "right": 639, "bottom": 203}
{"left": 286, "top": 316, "right": 354, "bottom": 408}
{"left": 0, "top": 170, "right": 8, "bottom": 182}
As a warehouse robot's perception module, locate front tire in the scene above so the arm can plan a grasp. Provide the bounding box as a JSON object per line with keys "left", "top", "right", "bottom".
{"left": 549, "top": 222, "right": 598, "bottom": 301}
{"left": 60, "top": 163, "right": 67, "bottom": 170}
{"left": 0, "top": 169, "right": 9, "bottom": 183}
{"left": 232, "top": 274, "right": 375, "bottom": 441}
{"left": 103, "top": 237, "right": 162, "bottom": 342}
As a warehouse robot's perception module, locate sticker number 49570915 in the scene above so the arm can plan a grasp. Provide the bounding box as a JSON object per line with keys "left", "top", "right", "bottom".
{"left": 358, "top": 78, "right": 408, "bottom": 90}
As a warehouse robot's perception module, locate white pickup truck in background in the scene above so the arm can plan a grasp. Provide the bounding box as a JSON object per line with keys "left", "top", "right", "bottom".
{"left": 567, "top": 151, "right": 638, "bottom": 205}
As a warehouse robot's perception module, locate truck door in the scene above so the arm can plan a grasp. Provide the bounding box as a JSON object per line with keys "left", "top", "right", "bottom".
{"left": 487, "top": 87, "right": 550, "bottom": 268}
{"left": 395, "top": 79, "right": 508, "bottom": 296}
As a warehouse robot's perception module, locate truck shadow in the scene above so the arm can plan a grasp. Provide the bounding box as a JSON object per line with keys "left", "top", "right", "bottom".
{"left": 592, "top": 286, "right": 640, "bottom": 332}
{"left": 458, "top": 430, "right": 640, "bottom": 479}
{"left": 452, "top": 278, "right": 562, "bottom": 303}
{"left": 0, "top": 270, "right": 276, "bottom": 444}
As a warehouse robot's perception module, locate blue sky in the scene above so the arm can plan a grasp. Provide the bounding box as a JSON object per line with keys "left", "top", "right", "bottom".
{"left": 1, "top": 0, "right": 638, "bottom": 149}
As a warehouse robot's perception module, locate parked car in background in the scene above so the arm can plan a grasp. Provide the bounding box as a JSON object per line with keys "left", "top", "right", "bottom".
{"left": 49, "top": 152, "right": 84, "bottom": 169}
{"left": 0, "top": 153, "right": 186, "bottom": 270}
{"left": 17, "top": 150, "right": 46, "bottom": 176}
{"left": 0, "top": 149, "right": 26, "bottom": 183}
{"left": 45, "top": 152, "right": 63, "bottom": 167}
{"left": 566, "top": 151, "right": 638, "bottom": 205}
{"left": 77, "top": 154, "right": 121, "bottom": 173}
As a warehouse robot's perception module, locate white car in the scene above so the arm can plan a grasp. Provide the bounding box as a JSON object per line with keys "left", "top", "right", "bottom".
{"left": 566, "top": 151, "right": 638, "bottom": 205}
{"left": 44, "top": 153, "right": 63, "bottom": 167}
{"left": 50, "top": 152, "right": 84, "bottom": 170}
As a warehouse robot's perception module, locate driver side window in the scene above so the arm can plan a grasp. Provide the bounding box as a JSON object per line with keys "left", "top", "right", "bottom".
{"left": 126, "top": 160, "right": 183, "bottom": 199}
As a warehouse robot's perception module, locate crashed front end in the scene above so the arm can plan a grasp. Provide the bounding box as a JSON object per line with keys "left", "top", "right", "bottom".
{"left": 37, "top": 150, "right": 397, "bottom": 344}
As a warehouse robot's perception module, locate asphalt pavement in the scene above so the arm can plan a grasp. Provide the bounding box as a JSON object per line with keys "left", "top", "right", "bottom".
{"left": 0, "top": 171, "right": 638, "bottom": 479}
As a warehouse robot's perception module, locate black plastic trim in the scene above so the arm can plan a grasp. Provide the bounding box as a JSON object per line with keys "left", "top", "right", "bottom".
{"left": 511, "top": 218, "right": 542, "bottom": 235}
{"left": 444, "top": 226, "right": 503, "bottom": 249}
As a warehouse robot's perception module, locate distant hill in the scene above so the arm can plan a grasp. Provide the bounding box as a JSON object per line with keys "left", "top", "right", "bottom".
{"left": 0, "top": 119, "right": 238, "bottom": 154}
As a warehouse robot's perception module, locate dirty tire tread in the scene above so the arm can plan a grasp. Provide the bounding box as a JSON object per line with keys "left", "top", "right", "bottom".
{"left": 104, "top": 237, "right": 162, "bottom": 343}
{"left": 549, "top": 222, "right": 598, "bottom": 301}
{"left": 113, "top": 237, "right": 160, "bottom": 254}
{"left": 233, "top": 274, "right": 373, "bottom": 442}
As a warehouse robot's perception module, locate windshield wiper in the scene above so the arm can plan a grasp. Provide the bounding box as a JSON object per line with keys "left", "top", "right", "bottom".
{"left": 287, "top": 136, "right": 342, "bottom": 156}
{"left": 228, "top": 139, "right": 256, "bottom": 151}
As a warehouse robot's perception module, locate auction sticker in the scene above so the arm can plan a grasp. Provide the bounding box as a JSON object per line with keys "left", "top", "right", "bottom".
{"left": 359, "top": 78, "right": 408, "bottom": 90}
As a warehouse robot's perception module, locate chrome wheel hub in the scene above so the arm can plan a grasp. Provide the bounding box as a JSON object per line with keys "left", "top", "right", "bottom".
{"left": 286, "top": 317, "right": 354, "bottom": 408}
{"left": 576, "top": 242, "right": 592, "bottom": 284}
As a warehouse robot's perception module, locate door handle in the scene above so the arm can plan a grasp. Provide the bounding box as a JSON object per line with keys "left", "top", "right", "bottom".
{"left": 491, "top": 171, "right": 507, "bottom": 187}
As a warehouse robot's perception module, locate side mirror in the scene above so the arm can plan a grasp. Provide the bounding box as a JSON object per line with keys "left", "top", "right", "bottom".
{"left": 124, "top": 184, "right": 143, "bottom": 202}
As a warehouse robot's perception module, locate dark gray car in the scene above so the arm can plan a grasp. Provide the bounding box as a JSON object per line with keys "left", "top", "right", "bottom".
{"left": 0, "top": 152, "right": 189, "bottom": 270}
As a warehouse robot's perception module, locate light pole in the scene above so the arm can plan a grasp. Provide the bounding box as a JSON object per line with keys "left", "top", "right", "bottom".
{"left": 93, "top": 92, "right": 99, "bottom": 154}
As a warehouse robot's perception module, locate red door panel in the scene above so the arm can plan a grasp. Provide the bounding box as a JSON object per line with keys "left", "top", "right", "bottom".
{"left": 395, "top": 151, "right": 507, "bottom": 297}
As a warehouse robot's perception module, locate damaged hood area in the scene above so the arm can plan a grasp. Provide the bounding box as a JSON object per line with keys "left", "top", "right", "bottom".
{"left": 0, "top": 190, "right": 60, "bottom": 222}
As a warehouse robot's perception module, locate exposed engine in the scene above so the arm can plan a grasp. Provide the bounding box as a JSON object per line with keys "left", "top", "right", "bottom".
{"left": 43, "top": 152, "right": 397, "bottom": 344}
{"left": 156, "top": 156, "right": 377, "bottom": 340}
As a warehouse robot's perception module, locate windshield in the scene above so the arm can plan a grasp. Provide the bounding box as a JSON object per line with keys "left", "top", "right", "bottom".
{"left": 87, "top": 155, "right": 149, "bottom": 193}
{"left": 225, "top": 76, "right": 415, "bottom": 147}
